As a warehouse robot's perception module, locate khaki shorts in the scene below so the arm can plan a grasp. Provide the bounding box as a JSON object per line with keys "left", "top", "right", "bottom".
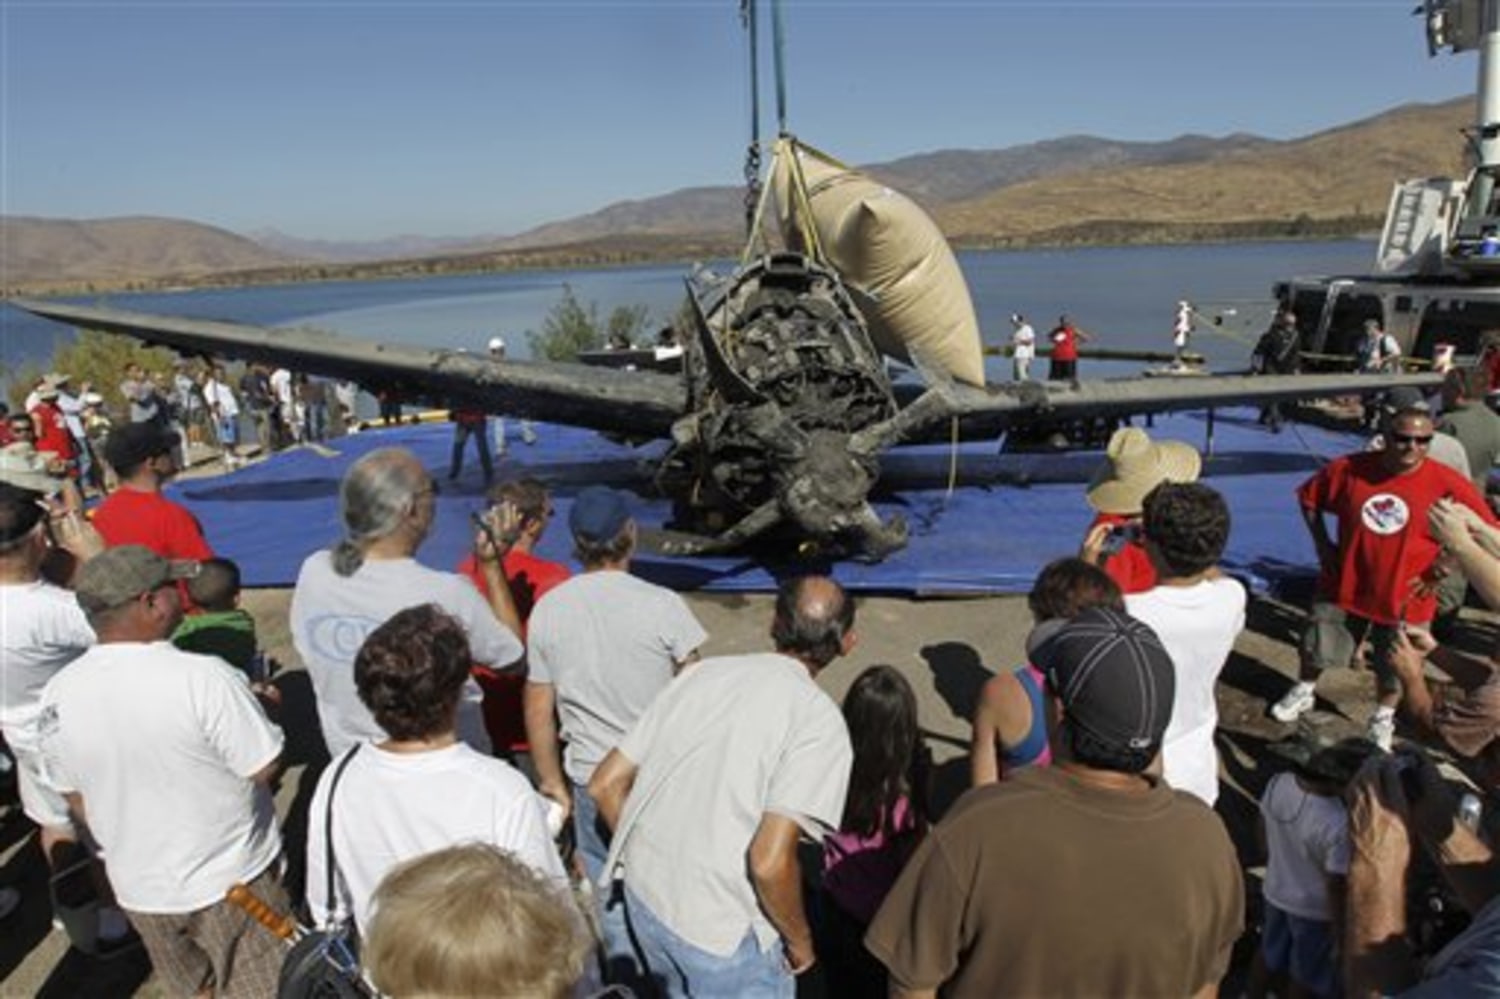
{"left": 126, "top": 864, "right": 288, "bottom": 998}
{"left": 1300, "top": 602, "right": 1427, "bottom": 698}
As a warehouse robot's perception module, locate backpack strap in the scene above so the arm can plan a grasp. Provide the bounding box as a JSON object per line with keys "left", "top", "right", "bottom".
{"left": 323, "top": 745, "right": 361, "bottom": 925}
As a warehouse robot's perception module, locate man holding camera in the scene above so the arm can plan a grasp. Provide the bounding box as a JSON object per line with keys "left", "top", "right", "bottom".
{"left": 1080, "top": 426, "right": 1203, "bottom": 595}
{"left": 1346, "top": 753, "right": 1500, "bottom": 995}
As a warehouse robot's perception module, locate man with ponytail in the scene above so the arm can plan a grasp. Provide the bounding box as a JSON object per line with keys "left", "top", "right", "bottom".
{"left": 289, "top": 447, "right": 524, "bottom": 757}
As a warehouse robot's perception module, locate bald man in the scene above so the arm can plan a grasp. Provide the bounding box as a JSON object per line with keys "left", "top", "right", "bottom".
{"left": 589, "top": 576, "right": 855, "bottom": 993}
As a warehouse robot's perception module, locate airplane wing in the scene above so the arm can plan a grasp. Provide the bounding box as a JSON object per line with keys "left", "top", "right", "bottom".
{"left": 876, "top": 370, "right": 1445, "bottom": 447}
{"left": 12, "top": 299, "right": 686, "bottom": 438}
{"left": 16, "top": 298, "right": 1443, "bottom": 450}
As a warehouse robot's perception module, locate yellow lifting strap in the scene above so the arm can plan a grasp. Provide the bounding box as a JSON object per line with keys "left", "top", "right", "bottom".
{"left": 741, "top": 135, "right": 856, "bottom": 267}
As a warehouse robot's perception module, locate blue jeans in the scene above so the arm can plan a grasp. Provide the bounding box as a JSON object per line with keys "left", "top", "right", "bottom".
{"left": 623, "top": 884, "right": 792, "bottom": 999}
{"left": 572, "top": 784, "right": 641, "bottom": 987}
{"left": 1262, "top": 903, "right": 1338, "bottom": 998}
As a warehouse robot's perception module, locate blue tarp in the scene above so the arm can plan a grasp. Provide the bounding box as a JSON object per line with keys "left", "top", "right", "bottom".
{"left": 168, "top": 408, "right": 1359, "bottom": 596}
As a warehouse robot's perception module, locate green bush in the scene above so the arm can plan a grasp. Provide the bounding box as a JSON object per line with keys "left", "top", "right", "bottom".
{"left": 526, "top": 285, "right": 654, "bottom": 361}
{"left": 7, "top": 328, "right": 179, "bottom": 413}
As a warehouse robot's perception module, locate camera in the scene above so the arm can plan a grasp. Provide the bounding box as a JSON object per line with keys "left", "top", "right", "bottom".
{"left": 1099, "top": 523, "right": 1141, "bottom": 556}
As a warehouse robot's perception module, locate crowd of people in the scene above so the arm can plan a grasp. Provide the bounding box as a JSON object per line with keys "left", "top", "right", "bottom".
{"left": 2, "top": 343, "right": 1500, "bottom": 999}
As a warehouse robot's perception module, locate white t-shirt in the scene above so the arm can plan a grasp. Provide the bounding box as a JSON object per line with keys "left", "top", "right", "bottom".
{"left": 1012, "top": 323, "right": 1036, "bottom": 360}
{"left": 290, "top": 552, "right": 523, "bottom": 756}
{"left": 1260, "top": 772, "right": 1350, "bottom": 921}
{"left": 56, "top": 391, "right": 86, "bottom": 440}
{"left": 306, "top": 742, "right": 567, "bottom": 933}
{"left": 527, "top": 570, "right": 706, "bottom": 785}
{"left": 1126, "top": 577, "right": 1246, "bottom": 806}
{"left": 202, "top": 377, "right": 239, "bottom": 418}
{"left": 269, "top": 368, "right": 293, "bottom": 407}
{"left": 1173, "top": 304, "right": 1193, "bottom": 348}
{"left": 604, "top": 653, "right": 852, "bottom": 957}
{"left": 0, "top": 580, "right": 94, "bottom": 749}
{"left": 38, "top": 641, "right": 284, "bottom": 913}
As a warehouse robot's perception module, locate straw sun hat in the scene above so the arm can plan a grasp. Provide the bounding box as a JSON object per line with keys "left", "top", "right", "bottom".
{"left": 0, "top": 442, "right": 66, "bottom": 496}
{"left": 1085, "top": 427, "right": 1202, "bottom": 515}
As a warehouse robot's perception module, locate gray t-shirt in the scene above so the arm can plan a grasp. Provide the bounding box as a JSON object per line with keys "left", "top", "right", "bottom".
{"left": 120, "top": 376, "right": 158, "bottom": 424}
{"left": 527, "top": 570, "right": 705, "bottom": 785}
{"left": 603, "top": 652, "right": 852, "bottom": 956}
{"left": 290, "top": 552, "right": 522, "bottom": 756}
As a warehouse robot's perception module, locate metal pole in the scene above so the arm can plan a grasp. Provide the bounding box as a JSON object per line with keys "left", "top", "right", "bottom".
{"left": 1480, "top": 0, "right": 1500, "bottom": 167}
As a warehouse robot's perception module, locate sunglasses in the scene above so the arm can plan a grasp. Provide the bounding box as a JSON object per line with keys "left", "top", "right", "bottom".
{"left": 1390, "top": 433, "right": 1434, "bottom": 446}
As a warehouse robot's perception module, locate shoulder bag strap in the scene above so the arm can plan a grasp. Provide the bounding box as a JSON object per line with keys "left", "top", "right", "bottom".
{"left": 324, "top": 744, "right": 361, "bottom": 924}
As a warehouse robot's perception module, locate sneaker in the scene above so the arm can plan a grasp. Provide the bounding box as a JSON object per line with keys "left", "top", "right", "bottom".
{"left": 521, "top": 427, "right": 538, "bottom": 446}
{"left": 97, "top": 906, "right": 132, "bottom": 942}
{"left": 1367, "top": 711, "right": 1396, "bottom": 753}
{"left": 1271, "top": 683, "right": 1316, "bottom": 723}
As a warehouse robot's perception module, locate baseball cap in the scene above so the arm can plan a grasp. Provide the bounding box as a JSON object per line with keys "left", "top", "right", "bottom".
{"left": 104, "top": 422, "right": 180, "bottom": 473}
{"left": 74, "top": 545, "right": 199, "bottom": 614}
{"left": 0, "top": 483, "right": 47, "bottom": 545}
{"left": 569, "top": 486, "right": 630, "bottom": 544}
{"left": 1266, "top": 728, "right": 1378, "bottom": 788}
{"left": 1382, "top": 386, "right": 1429, "bottom": 414}
{"left": 1031, "top": 607, "right": 1175, "bottom": 754}
{"left": 488, "top": 336, "right": 505, "bottom": 352}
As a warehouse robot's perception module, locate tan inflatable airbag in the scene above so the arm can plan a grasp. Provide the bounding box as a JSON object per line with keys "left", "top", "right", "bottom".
{"left": 774, "top": 146, "right": 985, "bottom": 387}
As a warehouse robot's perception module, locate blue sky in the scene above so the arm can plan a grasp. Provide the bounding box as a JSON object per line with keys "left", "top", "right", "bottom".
{"left": 1, "top": 1, "right": 1477, "bottom": 242}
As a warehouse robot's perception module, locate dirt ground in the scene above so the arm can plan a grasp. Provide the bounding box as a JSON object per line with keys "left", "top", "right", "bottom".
{"left": 2, "top": 534, "right": 1494, "bottom": 994}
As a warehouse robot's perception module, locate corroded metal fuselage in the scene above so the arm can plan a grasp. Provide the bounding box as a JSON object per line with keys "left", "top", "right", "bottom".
{"left": 656, "top": 253, "right": 908, "bottom": 558}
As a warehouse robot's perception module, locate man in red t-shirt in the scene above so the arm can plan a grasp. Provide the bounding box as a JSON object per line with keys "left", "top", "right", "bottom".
{"left": 1080, "top": 427, "right": 1203, "bottom": 595}
{"left": 456, "top": 478, "right": 570, "bottom": 762}
{"left": 1272, "top": 408, "right": 1497, "bottom": 749}
{"left": 29, "top": 377, "right": 77, "bottom": 472}
{"left": 1047, "top": 314, "right": 1093, "bottom": 383}
{"left": 93, "top": 422, "right": 213, "bottom": 561}
{"left": 448, "top": 406, "right": 493, "bottom": 486}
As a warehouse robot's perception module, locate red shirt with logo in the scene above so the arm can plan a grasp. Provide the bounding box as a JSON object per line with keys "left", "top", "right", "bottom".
{"left": 92, "top": 488, "right": 214, "bottom": 561}
{"left": 1297, "top": 452, "right": 1495, "bottom": 625}
{"left": 457, "top": 547, "right": 571, "bottom": 752}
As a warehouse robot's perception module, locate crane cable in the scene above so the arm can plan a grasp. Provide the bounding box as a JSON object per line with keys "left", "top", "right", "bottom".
{"left": 741, "top": 0, "right": 832, "bottom": 262}
{"left": 739, "top": 0, "right": 761, "bottom": 239}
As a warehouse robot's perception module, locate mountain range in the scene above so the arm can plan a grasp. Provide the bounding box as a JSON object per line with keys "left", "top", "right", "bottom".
{"left": 0, "top": 96, "right": 1472, "bottom": 294}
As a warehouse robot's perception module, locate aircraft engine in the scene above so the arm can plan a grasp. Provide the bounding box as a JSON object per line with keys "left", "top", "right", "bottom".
{"left": 661, "top": 253, "right": 908, "bottom": 559}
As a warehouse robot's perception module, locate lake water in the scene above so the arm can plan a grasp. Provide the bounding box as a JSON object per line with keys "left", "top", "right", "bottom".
{"left": 0, "top": 240, "right": 1376, "bottom": 390}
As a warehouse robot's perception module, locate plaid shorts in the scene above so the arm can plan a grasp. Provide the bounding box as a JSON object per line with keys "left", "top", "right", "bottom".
{"left": 126, "top": 863, "right": 288, "bottom": 998}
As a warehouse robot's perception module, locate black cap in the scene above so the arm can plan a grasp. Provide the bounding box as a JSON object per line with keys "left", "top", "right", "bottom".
{"left": 0, "top": 482, "right": 45, "bottom": 545}
{"left": 105, "top": 422, "right": 180, "bottom": 473}
{"left": 1032, "top": 607, "right": 1175, "bottom": 754}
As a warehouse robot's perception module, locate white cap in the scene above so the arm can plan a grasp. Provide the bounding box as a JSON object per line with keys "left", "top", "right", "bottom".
{"left": 488, "top": 336, "right": 505, "bottom": 352}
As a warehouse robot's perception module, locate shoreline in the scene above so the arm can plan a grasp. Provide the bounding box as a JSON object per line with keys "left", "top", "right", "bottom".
{"left": 1, "top": 227, "right": 1378, "bottom": 301}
